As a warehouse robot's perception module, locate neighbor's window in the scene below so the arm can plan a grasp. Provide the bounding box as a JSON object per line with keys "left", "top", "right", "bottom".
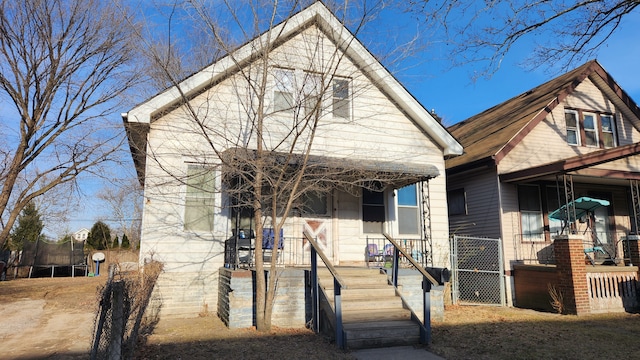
{"left": 565, "top": 110, "right": 579, "bottom": 146}
{"left": 565, "top": 108, "right": 617, "bottom": 148}
{"left": 600, "top": 114, "right": 616, "bottom": 148}
{"left": 274, "top": 68, "right": 295, "bottom": 113}
{"left": 333, "top": 78, "right": 350, "bottom": 119}
{"left": 518, "top": 185, "right": 543, "bottom": 241}
{"left": 583, "top": 112, "right": 598, "bottom": 147}
{"left": 184, "top": 165, "right": 215, "bottom": 232}
{"left": 362, "top": 188, "right": 385, "bottom": 233}
{"left": 447, "top": 188, "right": 467, "bottom": 216}
{"left": 398, "top": 184, "right": 419, "bottom": 234}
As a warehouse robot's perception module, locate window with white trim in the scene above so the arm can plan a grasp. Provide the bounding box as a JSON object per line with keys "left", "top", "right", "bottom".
{"left": 274, "top": 68, "right": 295, "bottom": 113}
{"left": 600, "top": 114, "right": 616, "bottom": 148}
{"left": 332, "top": 78, "right": 350, "bottom": 119}
{"left": 299, "top": 191, "right": 329, "bottom": 216}
{"left": 184, "top": 165, "right": 215, "bottom": 232}
{"left": 565, "top": 108, "right": 617, "bottom": 148}
{"left": 398, "top": 184, "right": 419, "bottom": 234}
{"left": 565, "top": 110, "right": 579, "bottom": 145}
{"left": 583, "top": 112, "right": 598, "bottom": 147}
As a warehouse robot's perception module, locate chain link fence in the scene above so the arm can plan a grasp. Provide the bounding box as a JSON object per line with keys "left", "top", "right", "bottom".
{"left": 450, "top": 235, "right": 505, "bottom": 306}
{"left": 90, "top": 261, "right": 163, "bottom": 360}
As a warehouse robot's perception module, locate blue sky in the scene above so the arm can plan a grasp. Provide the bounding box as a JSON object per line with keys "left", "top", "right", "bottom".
{"left": 63, "top": 2, "right": 640, "bottom": 234}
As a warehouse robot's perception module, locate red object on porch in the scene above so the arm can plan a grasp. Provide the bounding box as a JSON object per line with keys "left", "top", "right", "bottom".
{"left": 554, "top": 235, "right": 590, "bottom": 315}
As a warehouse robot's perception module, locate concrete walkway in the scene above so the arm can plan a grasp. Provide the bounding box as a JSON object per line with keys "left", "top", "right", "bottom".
{"left": 352, "top": 346, "right": 445, "bottom": 360}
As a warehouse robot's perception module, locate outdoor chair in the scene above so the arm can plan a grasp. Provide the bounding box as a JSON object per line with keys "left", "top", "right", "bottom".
{"left": 262, "top": 228, "right": 284, "bottom": 264}
{"left": 365, "top": 243, "right": 383, "bottom": 268}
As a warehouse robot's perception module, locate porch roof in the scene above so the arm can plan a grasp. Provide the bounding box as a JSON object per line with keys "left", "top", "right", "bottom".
{"left": 499, "top": 142, "right": 640, "bottom": 183}
{"left": 221, "top": 148, "right": 440, "bottom": 190}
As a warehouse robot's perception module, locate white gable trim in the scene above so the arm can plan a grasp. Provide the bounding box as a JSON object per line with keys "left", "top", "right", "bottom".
{"left": 126, "top": 2, "right": 462, "bottom": 156}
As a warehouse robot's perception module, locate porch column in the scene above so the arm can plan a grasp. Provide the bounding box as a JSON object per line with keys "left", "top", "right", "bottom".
{"left": 553, "top": 235, "right": 590, "bottom": 315}
{"left": 624, "top": 235, "right": 640, "bottom": 267}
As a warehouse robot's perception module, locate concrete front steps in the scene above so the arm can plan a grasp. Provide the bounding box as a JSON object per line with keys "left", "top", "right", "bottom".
{"left": 317, "top": 267, "right": 420, "bottom": 350}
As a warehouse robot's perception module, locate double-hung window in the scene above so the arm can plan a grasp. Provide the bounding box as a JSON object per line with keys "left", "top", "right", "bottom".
{"left": 600, "top": 114, "right": 616, "bottom": 148}
{"left": 565, "top": 110, "right": 580, "bottom": 145}
{"left": 184, "top": 165, "right": 215, "bottom": 232}
{"left": 274, "top": 68, "right": 295, "bottom": 113}
{"left": 518, "top": 185, "right": 543, "bottom": 241}
{"left": 398, "top": 184, "right": 419, "bottom": 234}
{"left": 583, "top": 112, "right": 598, "bottom": 147}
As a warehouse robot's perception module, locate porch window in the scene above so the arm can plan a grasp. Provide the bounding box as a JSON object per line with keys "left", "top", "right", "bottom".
{"left": 184, "top": 165, "right": 215, "bottom": 232}
{"left": 274, "top": 68, "right": 295, "bottom": 113}
{"left": 565, "top": 110, "right": 579, "bottom": 145}
{"left": 362, "top": 188, "right": 384, "bottom": 233}
{"left": 518, "top": 185, "right": 543, "bottom": 241}
{"left": 398, "top": 184, "right": 419, "bottom": 234}
{"left": 600, "top": 114, "right": 616, "bottom": 148}
{"left": 333, "top": 78, "right": 350, "bottom": 119}
{"left": 583, "top": 112, "right": 598, "bottom": 147}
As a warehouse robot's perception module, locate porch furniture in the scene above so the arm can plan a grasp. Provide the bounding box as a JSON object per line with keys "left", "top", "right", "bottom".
{"left": 365, "top": 243, "right": 382, "bottom": 267}
{"left": 263, "top": 228, "right": 284, "bottom": 264}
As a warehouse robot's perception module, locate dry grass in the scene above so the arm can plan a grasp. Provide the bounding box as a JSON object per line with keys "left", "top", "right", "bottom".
{"left": 430, "top": 305, "right": 640, "bottom": 360}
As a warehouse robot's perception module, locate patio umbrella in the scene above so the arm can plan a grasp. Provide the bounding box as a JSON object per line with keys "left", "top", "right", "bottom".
{"left": 548, "top": 196, "right": 610, "bottom": 222}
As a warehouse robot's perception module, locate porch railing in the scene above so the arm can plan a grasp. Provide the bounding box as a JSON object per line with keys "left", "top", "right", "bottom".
{"left": 365, "top": 236, "right": 429, "bottom": 268}
{"left": 383, "top": 233, "right": 439, "bottom": 345}
{"left": 304, "top": 231, "right": 347, "bottom": 349}
{"left": 586, "top": 269, "right": 639, "bottom": 313}
{"left": 224, "top": 236, "right": 312, "bottom": 268}
{"left": 514, "top": 231, "right": 633, "bottom": 265}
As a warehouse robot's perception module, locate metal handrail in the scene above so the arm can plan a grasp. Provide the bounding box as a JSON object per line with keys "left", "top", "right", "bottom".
{"left": 383, "top": 232, "right": 436, "bottom": 344}
{"left": 383, "top": 233, "right": 437, "bottom": 285}
{"left": 303, "top": 231, "right": 346, "bottom": 348}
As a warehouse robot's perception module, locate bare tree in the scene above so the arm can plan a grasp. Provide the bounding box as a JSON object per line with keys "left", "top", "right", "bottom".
{"left": 133, "top": 0, "right": 428, "bottom": 331}
{"left": 97, "top": 178, "right": 143, "bottom": 249}
{"left": 0, "top": 0, "right": 140, "bottom": 249}
{"left": 410, "top": 0, "right": 640, "bottom": 79}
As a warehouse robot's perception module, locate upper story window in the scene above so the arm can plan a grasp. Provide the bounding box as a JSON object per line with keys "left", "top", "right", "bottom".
{"left": 332, "top": 78, "right": 350, "bottom": 119}
{"left": 564, "top": 108, "right": 617, "bottom": 148}
{"left": 274, "top": 68, "right": 295, "bottom": 113}
{"left": 565, "top": 110, "right": 580, "bottom": 145}
{"left": 184, "top": 165, "right": 215, "bottom": 232}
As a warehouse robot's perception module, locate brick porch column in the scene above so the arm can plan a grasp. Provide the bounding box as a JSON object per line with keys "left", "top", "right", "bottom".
{"left": 624, "top": 235, "right": 640, "bottom": 267}
{"left": 553, "top": 235, "right": 590, "bottom": 315}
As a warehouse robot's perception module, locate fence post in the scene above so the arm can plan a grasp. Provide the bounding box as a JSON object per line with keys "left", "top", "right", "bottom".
{"left": 107, "top": 281, "right": 125, "bottom": 360}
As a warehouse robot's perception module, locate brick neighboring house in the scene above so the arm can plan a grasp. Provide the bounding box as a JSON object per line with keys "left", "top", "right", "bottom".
{"left": 446, "top": 60, "right": 640, "bottom": 313}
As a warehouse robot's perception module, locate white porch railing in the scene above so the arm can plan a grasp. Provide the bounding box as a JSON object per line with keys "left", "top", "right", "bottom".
{"left": 586, "top": 270, "right": 639, "bottom": 313}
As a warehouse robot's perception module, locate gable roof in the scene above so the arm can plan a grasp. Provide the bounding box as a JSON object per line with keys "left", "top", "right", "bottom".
{"left": 123, "top": 2, "right": 462, "bottom": 181}
{"left": 446, "top": 60, "right": 640, "bottom": 171}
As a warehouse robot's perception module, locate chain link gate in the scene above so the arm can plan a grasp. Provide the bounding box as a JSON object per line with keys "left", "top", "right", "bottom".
{"left": 450, "top": 235, "right": 505, "bottom": 306}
